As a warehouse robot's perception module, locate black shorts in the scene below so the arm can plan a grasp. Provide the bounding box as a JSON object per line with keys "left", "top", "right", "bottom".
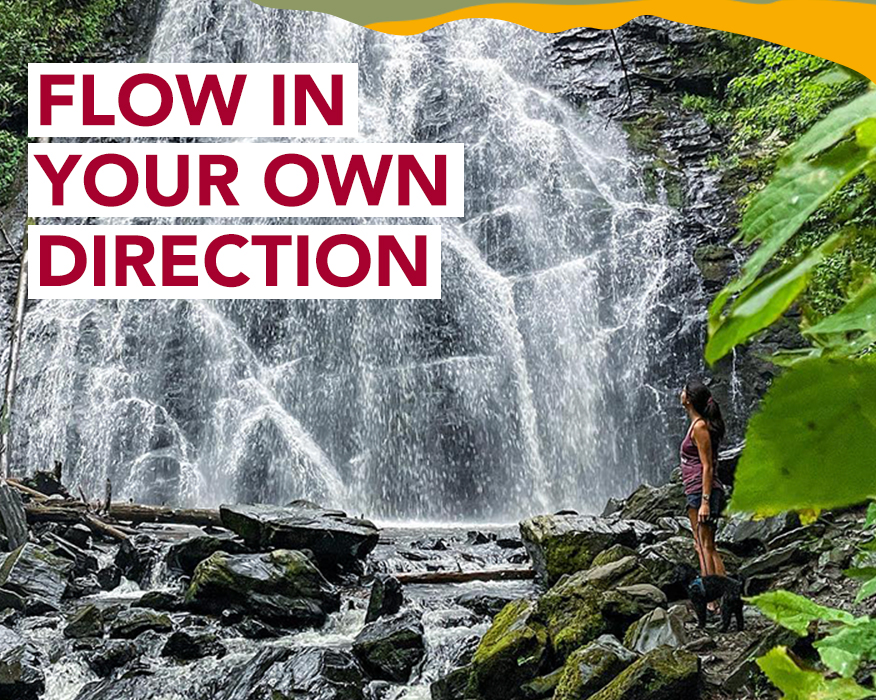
{"left": 685, "top": 488, "right": 726, "bottom": 520}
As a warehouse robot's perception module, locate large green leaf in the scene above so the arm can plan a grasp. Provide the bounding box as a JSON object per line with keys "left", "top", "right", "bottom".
{"left": 785, "top": 89, "right": 876, "bottom": 162}
{"left": 807, "top": 281, "right": 876, "bottom": 335}
{"left": 815, "top": 620, "right": 876, "bottom": 678}
{"left": 748, "top": 591, "right": 856, "bottom": 636}
{"left": 757, "top": 647, "right": 875, "bottom": 700}
{"left": 706, "top": 235, "right": 844, "bottom": 364}
{"left": 729, "top": 358, "right": 876, "bottom": 516}
{"left": 710, "top": 141, "right": 871, "bottom": 321}
{"left": 857, "top": 577, "right": 876, "bottom": 604}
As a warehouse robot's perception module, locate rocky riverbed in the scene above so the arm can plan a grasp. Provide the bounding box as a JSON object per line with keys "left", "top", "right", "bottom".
{"left": 1, "top": 466, "right": 873, "bottom": 700}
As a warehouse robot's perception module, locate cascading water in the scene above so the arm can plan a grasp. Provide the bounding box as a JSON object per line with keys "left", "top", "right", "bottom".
{"left": 10, "top": 3, "right": 703, "bottom": 521}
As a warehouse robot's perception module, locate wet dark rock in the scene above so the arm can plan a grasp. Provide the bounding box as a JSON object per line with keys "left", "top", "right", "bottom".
{"left": 456, "top": 589, "right": 519, "bottom": 618}
{"left": 352, "top": 612, "right": 426, "bottom": 683}
{"left": 0, "top": 626, "right": 45, "bottom": 699}
{"left": 0, "top": 607, "right": 20, "bottom": 627}
{"left": 430, "top": 665, "right": 471, "bottom": 700}
{"left": 87, "top": 640, "right": 143, "bottom": 677}
{"left": 717, "top": 512, "right": 801, "bottom": 555}
{"left": 693, "top": 244, "right": 736, "bottom": 284}
{"left": 97, "top": 564, "right": 122, "bottom": 591}
{"left": 0, "top": 484, "right": 27, "bottom": 552}
{"left": 67, "top": 574, "right": 103, "bottom": 598}
{"left": 520, "top": 514, "right": 657, "bottom": 585}
{"left": 64, "top": 604, "right": 104, "bottom": 638}
{"left": 467, "top": 600, "right": 549, "bottom": 699}
{"left": 107, "top": 608, "right": 173, "bottom": 638}
{"left": 161, "top": 630, "right": 226, "bottom": 661}
{"left": 587, "top": 646, "right": 699, "bottom": 700}
{"left": 220, "top": 503, "right": 379, "bottom": 574}
{"left": 366, "top": 574, "right": 404, "bottom": 623}
{"left": 62, "top": 524, "right": 94, "bottom": 549}
{"left": 184, "top": 549, "right": 340, "bottom": 627}
{"left": 466, "top": 531, "right": 495, "bottom": 545}
{"left": 114, "top": 534, "right": 163, "bottom": 588}
{"left": 232, "top": 618, "right": 283, "bottom": 640}
{"left": 219, "top": 646, "right": 367, "bottom": 700}
{"left": 738, "top": 543, "right": 811, "bottom": 581}
{"left": 414, "top": 537, "right": 451, "bottom": 551}
{"left": 496, "top": 537, "right": 523, "bottom": 549}
{"left": 554, "top": 635, "right": 638, "bottom": 700}
{"left": 0, "top": 542, "right": 73, "bottom": 609}
{"left": 0, "top": 588, "right": 25, "bottom": 612}
{"left": 165, "top": 532, "right": 247, "bottom": 576}
{"left": 134, "top": 590, "right": 183, "bottom": 612}
{"left": 618, "top": 482, "right": 685, "bottom": 524}
{"left": 43, "top": 532, "right": 99, "bottom": 577}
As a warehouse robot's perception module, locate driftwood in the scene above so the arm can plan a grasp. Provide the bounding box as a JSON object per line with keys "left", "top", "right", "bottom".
{"left": 107, "top": 503, "right": 222, "bottom": 527}
{"left": 24, "top": 502, "right": 128, "bottom": 541}
{"left": 394, "top": 567, "right": 534, "bottom": 585}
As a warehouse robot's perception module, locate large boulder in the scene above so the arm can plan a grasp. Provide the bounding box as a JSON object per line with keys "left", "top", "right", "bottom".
{"left": 107, "top": 608, "right": 173, "bottom": 639}
{"left": 114, "top": 534, "right": 163, "bottom": 588}
{"left": 219, "top": 646, "right": 367, "bottom": 700}
{"left": 219, "top": 503, "right": 379, "bottom": 574}
{"left": 165, "top": 532, "right": 248, "bottom": 576}
{"left": 520, "top": 515, "right": 657, "bottom": 585}
{"left": 588, "top": 646, "right": 699, "bottom": 700}
{"left": 717, "top": 513, "right": 800, "bottom": 555}
{"left": 623, "top": 606, "right": 688, "bottom": 654}
{"left": 466, "top": 600, "right": 549, "bottom": 700}
{"left": 365, "top": 574, "right": 404, "bottom": 623}
{"left": 0, "top": 626, "right": 45, "bottom": 700}
{"left": 0, "top": 484, "right": 27, "bottom": 552}
{"left": 430, "top": 665, "right": 471, "bottom": 700}
{"left": 352, "top": 612, "right": 425, "bottom": 682}
{"left": 64, "top": 604, "right": 104, "bottom": 639}
{"left": 161, "top": 630, "right": 226, "bottom": 661}
{"left": 554, "top": 635, "right": 638, "bottom": 700}
{"left": 618, "top": 482, "right": 685, "bottom": 524}
{"left": 184, "top": 549, "right": 339, "bottom": 627}
{"left": 534, "top": 558, "right": 661, "bottom": 660}
{"left": 0, "top": 542, "right": 72, "bottom": 610}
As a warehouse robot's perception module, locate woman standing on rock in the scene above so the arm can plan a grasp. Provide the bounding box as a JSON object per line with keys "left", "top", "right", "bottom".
{"left": 680, "top": 379, "right": 726, "bottom": 579}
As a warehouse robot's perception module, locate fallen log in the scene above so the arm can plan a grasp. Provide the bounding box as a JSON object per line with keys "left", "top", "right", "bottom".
{"left": 25, "top": 502, "right": 128, "bottom": 541}
{"left": 108, "top": 503, "right": 222, "bottom": 527}
{"left": 394, "top": 567, "right": 535, "bottom": 585}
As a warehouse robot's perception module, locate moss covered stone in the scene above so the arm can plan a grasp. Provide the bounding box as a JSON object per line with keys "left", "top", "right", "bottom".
{"left": 535, "top": 564, "right": 661, "bottom": 661}
{"left": 587, "top": 646, "right": 700, "bottom": 700}
{"left": 184, "top": 549, "right": 339, "bottom": 627}
{"left": 519, "top": 515, "right": 653, "bottom": 586}
{"left": 466, "top": 599, "right": 549, "bottom": 700}
{"left": 554, "top": 635, "right": 638, "bottom": 700}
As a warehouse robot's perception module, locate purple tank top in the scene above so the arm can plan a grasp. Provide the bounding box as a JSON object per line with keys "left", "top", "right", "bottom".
{"left": 680, "top": 420, "right": 722, "bottom": 496}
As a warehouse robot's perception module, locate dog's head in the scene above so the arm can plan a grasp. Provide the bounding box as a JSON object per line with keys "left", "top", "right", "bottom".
{"left": 672, "top": 563, "right": 700, "bottom": 588}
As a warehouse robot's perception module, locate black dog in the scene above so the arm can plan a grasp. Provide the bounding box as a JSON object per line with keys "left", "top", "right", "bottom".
{"left": 674, "top": 564, "right": 744, "bottom": 632}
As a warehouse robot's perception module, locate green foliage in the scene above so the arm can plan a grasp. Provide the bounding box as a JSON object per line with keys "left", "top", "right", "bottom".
{"left": 707, "top": 88, "right": 876, "bottom": 363}
{"left": 0, "top": 0, "right": 125, "bottom": 205}
{"left": 747, "top": 591, "right": 855, "bottom": 636}
{"left": 729, "top": 358, "right": 876, "bottom": 517}
{"left": 757, "top": 647, "right": 874, "bottom": 700}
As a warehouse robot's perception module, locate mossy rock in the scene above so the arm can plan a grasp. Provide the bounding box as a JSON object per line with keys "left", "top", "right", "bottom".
{"left": 554, "top": 635, "right": 638, "bottom": 700}
{"left": 352, "top": 612, "right": 425, "bottom": 683}
{"left": 519, "top": 515, "right": 651, "bottom": 586}
{"left": 64, "top": 604, "right": 103, "bottom": 639}
{"left": 184, "top": 549, "right": 339, "bottom": 627}
{"left": 520, "top": 667, "right": 564, "bottom": 699}
{"left": 466, "top": 599, "right": 549, "bottom": 700}
{"left": 535, "top": 567, "right": 661, "bottom": 661}
{"left": 588, "top": 646, "right": 700, "bottom": 700}
{"left": 592, "top": 545, "right": 638, "bottom": 569}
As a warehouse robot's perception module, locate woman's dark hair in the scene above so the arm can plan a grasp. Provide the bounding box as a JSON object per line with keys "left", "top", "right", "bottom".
{"left": 684, "top": 379, "right": 726, "bottom": 449}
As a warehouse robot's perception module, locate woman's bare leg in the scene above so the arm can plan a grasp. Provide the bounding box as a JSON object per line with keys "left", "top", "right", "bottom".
{"left": 688, "top": 508, "right": 709, "bottom": 576}
{"left": 700, "top": 525, "right": 726, "bottom": 577}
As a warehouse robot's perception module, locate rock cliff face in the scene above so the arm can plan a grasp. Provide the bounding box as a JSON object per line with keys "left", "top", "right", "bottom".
{"left": 550, "top": 17, "right": 782, "bottom": 438}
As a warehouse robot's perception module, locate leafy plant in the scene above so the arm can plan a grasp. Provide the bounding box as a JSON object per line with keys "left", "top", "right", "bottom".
{"left": 704, "top": 70, "right": 876, "bottom": 698}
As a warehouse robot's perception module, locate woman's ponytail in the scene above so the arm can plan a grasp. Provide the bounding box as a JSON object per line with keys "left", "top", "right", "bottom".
{"left": 685, "top": 380, "right": 725, "bottom": 449}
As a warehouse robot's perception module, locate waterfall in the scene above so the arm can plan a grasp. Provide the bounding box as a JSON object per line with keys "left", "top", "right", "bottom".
{"left": 9, "top": 4, "right": 704, "bottom": 521}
